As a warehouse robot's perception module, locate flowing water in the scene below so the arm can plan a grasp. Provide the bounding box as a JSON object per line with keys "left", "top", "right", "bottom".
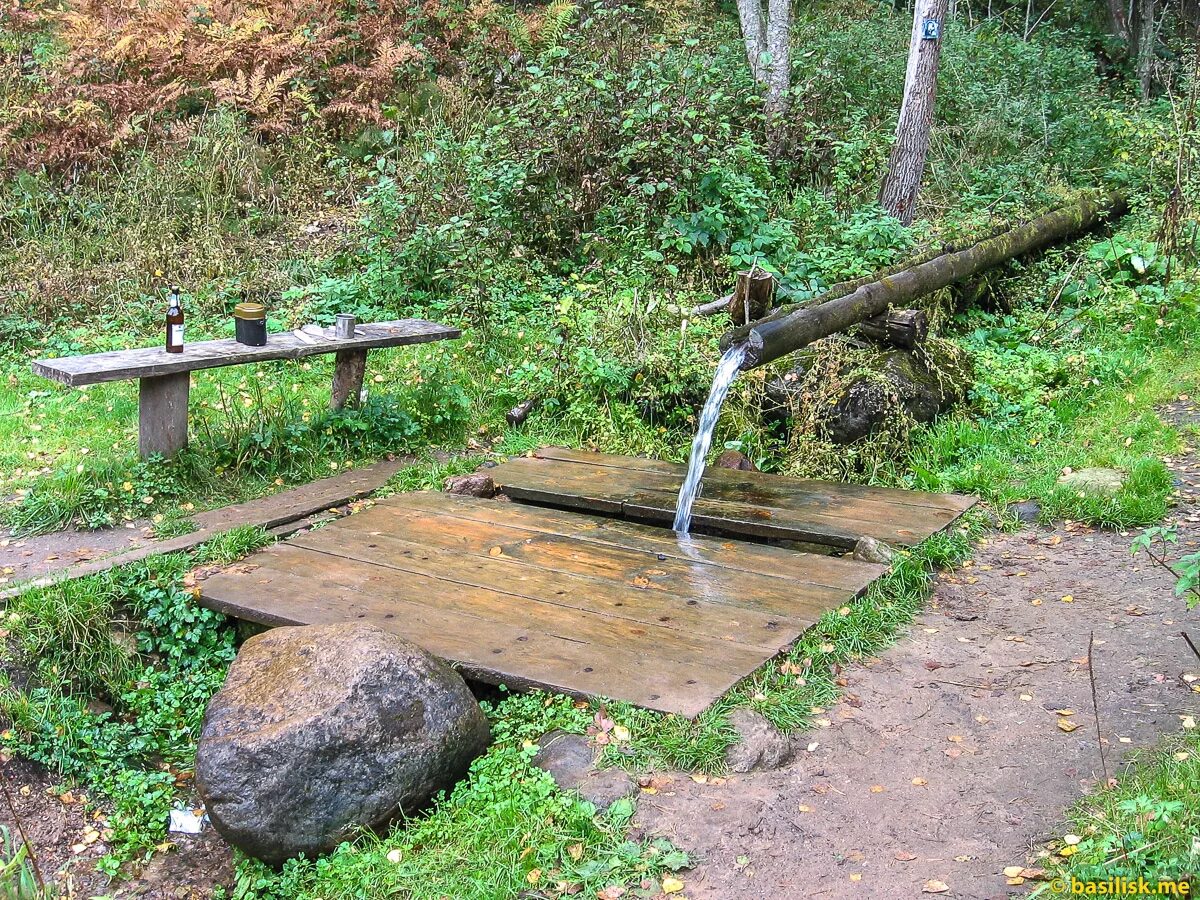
{"left": 672, "top": 342, "right": 748, "bottom": 534}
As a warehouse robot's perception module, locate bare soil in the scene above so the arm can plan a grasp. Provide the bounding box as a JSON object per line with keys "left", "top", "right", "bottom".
{"left": 632, "top": 451, "right": 1200, "bottom": 899}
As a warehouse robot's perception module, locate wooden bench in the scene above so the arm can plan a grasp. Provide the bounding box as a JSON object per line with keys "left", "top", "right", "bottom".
{"left": 32, "top": 319, "right": 460, "bottom": 459}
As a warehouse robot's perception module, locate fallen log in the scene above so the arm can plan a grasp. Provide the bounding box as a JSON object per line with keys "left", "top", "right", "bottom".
{"left": 724, "top": 193, "right": 1128, "bottom": 369}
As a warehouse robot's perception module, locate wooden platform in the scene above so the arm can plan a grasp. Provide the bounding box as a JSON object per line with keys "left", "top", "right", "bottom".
{"left": 491, "top": 447, "right": 976, "bottom": 549}
{"left": 199, "top": 491, "right": 888, "bottom": 717}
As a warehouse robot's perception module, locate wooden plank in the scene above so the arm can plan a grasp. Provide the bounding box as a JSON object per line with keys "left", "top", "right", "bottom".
{"left": 0, "top": 458, "right": 407, "bottom": 599}
{"left": 246, "top": 543, "right": 770, "bottom": 671}
{"left": 362, "top": 495, "right": 882, "bottom": 599}
{"left": 492, "top": 453, "right": 976, "bottom": 547}
{"left": 392, "top": 491, "right": 883, "bottom": 590}
{"left": 290, "top": 510, "right": 825, "bottom": 649}
{"left": 534, "top": 447, "right": 975, "bottom": 514}
{"left": 138, "top": 372, "right": 190, "bottom": 458}
{"left": 199, "top": 547, "right": 748, "bottom": 716}
{"left": 491, "top": 459, "right": 945, "bottom": 547}
{"left": 330, "top": 348, "right": 368, "bottom": 410}
{"left": 33, "top": 319, "right": 459, "bottom": 387}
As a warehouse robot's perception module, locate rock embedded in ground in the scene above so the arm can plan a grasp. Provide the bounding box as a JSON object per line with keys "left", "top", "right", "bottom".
{"left": 444, "top": 472, "right": 497, "bottom": 498}
{"left": 852, "top": 536, "right": 895, "bottom": 565}
{"left": 1009, "top": 499, "right": 1041, "bottom": 523}
{"left": 532, "top": 730, "right": 635, "bottom": 809}
{"left": 724, "top": 708, "right": 794, "bottom": 773}
{"left": 1056, "top": 466, "right": 1125, "bottom": 496}
{"left": 715, "top": 450, "right": 757, "bottom": 471}
{"left": 195, "top": 623, "right": 491, "bottom": 865}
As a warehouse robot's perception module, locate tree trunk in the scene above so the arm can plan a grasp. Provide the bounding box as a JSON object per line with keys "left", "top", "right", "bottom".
{"left": 726, "top": 193, "right": 1128, "bottom": 369}
{"left": 1135, "top": 0, "right": 1156, "bottom": 98}
{"left": 764, "top": 0, "right": 791, "bottom": 118}
{"left": 736, "top": 0, "right": 767, "bottom": 82}
{"left": 1107, "top": 0, "right": 1131, "bottom": 43}
{"left": 879, "top": 0, "right": 949, "bottom": 225}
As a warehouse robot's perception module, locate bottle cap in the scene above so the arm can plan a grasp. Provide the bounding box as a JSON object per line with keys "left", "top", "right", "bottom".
{"left": 233, "top": 302, "right": 267, "bottom": 320}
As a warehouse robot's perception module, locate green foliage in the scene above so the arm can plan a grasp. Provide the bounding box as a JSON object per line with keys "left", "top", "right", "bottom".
{"left": 0, "top": 553, "right": 237, "bottom": 866}
{"left": 0, "top": 826, "right": 51, "bottom": 900}
{"left": 1043, "top": 732, "right": 1200, "bottom": 887}
{"left": 232, "top": 692, "right": 685, "bottom": 900}
{"left": 1131, "top": 525, "right": 1200, "bottom": 608}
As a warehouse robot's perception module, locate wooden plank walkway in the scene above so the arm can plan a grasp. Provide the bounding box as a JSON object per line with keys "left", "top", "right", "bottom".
{"left": 198, "top": 492, "right": 887, "bottom": 717}
{"left": 491, "top": 447, "right": 976, "bottom": 548}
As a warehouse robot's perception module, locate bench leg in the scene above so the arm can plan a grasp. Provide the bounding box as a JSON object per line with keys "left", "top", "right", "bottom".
{"left": 331, "top": 348, "right": 368, "bottom": 410}
{"left": 139, "top": 373, "right": 190, "bottom": 459}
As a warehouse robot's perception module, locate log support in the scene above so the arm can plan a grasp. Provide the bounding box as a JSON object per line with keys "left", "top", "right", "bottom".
{"left": 857, "top": 308, "right": 928, "bottom": 349}
{"left": 139, "top": 373, "right": 190, "bottom": 459}
{"left": 729, "top": 269, "right": 776, "bottom": 326}
{"left": 331, "top": 349, "right": 369, "bottom": 410}
{"left": 728, "top": 193, "right": 1128, "bottom": 369}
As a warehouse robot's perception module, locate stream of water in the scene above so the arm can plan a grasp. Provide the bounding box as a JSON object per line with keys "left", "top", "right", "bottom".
{"left": 672, "top": 342, "right": 748, "bottom": 534}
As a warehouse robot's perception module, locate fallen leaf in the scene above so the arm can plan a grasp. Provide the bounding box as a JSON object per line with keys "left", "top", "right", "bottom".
{"left": 850, "top": 873, "right": 863, "bottom": 882}
{"left": 922, "top": 880, "right": 950, "bottom": 893}
{"left": 870, "top": 785, "right": 885, "bottom": 793}
{"left": 1055, "top": 709, "right": 1075, "bottom": 717}
{"left": 1057, "top": 720, "right": 1081, "bottom": 733}
{"left": 661, "top": 876, "right": 685, "bottom": 894}
{"left": 798, "top": 804, "right": 813, "bottom": 813}
{"left": 1183, "top": 716, "right": 1196, "bottom": 730}
{"left": 1019, "top": 693, "right": 1034, "bottom": 702}
{"left": 612, "top": 725, "right": 630, "bottom": 742}
{"left": 911, "top": 777, "right": 928, "bottom": 786}
{"left": 953, "top": 854, "right": 971, "bottom": 862}
{"left": 895, "top": 851, "right": 917, "bottom": 861}
{"left": 1061, "top": 595, "right": 1075, "bottom": 603}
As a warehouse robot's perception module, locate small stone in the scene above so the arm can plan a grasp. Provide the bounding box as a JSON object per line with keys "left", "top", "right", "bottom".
{"left": 724, "top": 709, "right": 793, "bottom": 773}
{"left": 532, "top": 731, "right": 635, "bottom": 810}
{"left": 1009, "top": 499, "right": 1041, "bottom": 523}
{"left": 1056, "top": 467, "right": 1125, "bottom": 496}
{"left": 443, "top": 472, "right": 496, "bottom": 498}
{"left": 852, "top": 536, "right": 896, "bottom": 565}
{"left": 715, "top": 450, "right": 757, "bottom": 471}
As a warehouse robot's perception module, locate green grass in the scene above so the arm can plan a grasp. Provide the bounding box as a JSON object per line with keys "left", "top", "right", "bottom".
{"left": 1036, "top": 731, "right": 1200, "bottom": 891}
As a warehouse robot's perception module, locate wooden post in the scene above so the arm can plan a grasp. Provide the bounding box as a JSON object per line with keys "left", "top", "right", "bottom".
{"left": 138, "top": 373, "right": 190, "bottom": 459}
{"left": 729, "top": 269, "right": 776, "bottom": 326}
{"left": 331, "top": 349, "right": 368, "bottom": 410}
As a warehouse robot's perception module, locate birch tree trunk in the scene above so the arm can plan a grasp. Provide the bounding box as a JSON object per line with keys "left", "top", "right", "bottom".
{"left": 879, "top": 0, "right": 949, "bottom": 225}
{"left": 736, "top": 0, "right": 767, "bottom": 82}
{"left": 764, "top": 0, "right": 791, "bottom": 118}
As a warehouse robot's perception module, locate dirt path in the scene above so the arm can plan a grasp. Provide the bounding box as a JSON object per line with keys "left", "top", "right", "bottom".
{"left": 634, "top": 453, "right": 1200, "bottom": 898}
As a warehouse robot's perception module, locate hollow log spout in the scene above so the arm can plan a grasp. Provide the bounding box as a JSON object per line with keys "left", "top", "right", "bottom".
{"left": 726, "top": 192, "right": 1128, "bottom": 370}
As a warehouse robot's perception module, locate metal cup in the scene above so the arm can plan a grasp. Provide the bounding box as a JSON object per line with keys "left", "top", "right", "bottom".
{"left": 335, "top": 314, "right": 356, "bottom": 339}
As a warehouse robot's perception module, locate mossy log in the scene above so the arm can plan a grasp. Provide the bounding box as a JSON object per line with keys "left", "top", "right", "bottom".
{"left": 724, "top": 193, "right": 1128, "bottom": 369}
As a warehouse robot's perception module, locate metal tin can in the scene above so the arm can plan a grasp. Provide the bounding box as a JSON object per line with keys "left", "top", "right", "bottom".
{"left": 335, "top": 313, "right": 356, "bottom": 339}
{"left": 233, "top": 301, "right": 268, "bottom": 346}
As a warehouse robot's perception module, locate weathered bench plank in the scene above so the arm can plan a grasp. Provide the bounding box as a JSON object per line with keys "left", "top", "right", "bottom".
{"left": 33, "top": 319, "right": 460, "bottom": 387}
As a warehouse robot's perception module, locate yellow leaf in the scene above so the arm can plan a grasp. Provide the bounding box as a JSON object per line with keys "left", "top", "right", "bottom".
{"left": 911, "top": 777, "right": 928, "bottom": 786}
{"left": 1060, "top": 595, "right": 1074, "bottom": 603}
{"left": 850, "top": 873, "right": 862, "bottom": 882}
{"left": 1057, "top": 720, "right": 1081, "bottom": 733}
{"left": 612, "top": 725, "right": 630, "bottom": 742}
{"left": 526, "top": 868, "right": 541, "bottom": 884}
{"left": 662, "top": 876, "right": 685, "bottom": 894}
{"left": 1059, "top": 845, "right": 1078, "bottom": 857}
{"left": 870, "top": 785, "right": 885, "bottom": 793}
{"left": 798, "top": 804, "right": 813, "bottom": 813}
{"left": 922, "top": 880, "right": 950, "bottom": 893}
{"left": 567, "top": 843, "right": 583, "bottom": 861}
{"left": 1055, "top": 709, "right": 1075, "bottom": 716}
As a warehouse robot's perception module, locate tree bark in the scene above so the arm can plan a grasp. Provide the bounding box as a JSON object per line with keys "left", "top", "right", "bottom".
{"left": 727, "top": 193, "right": 1128, "bottom": 369}
{"left": 879, "top": 0, "right": 949, "bottom": 225}
{"left": 1135, "top": 0, "right": 1156, "bottom": 98}
{"left": 736, "top": 0, "right": 767, "bottom": 82}
{"left": 764, "top": 0, "right": 791, "bottom": 118}
{"left": 1106, "top": 0, "right": 1131, "bottom": 43}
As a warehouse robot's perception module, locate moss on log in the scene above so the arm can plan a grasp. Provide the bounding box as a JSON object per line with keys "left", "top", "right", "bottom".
{"left": 724, "top": 193, "right": 1128, "bottom": 369}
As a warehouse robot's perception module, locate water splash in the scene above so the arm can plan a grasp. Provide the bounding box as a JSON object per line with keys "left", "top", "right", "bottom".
{"left": 672, "top": 342, "right": 748, "bottom": 534}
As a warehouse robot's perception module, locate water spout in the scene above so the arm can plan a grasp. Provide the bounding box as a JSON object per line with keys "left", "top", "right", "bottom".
{"left": 672, "top": 342, "right": 748, "bottom": 534}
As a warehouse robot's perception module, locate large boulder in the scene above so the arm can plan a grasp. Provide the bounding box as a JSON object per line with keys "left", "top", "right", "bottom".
{"left": 195, "top": 623, "right": 490, "bottom": 865}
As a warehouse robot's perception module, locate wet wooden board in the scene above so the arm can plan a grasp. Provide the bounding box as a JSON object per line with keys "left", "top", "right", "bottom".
{"left": 199, "top": 493, "right": 886, "bottom": 717}
{"left": 491, "top": 447, "right": 977, "bottom": 549}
